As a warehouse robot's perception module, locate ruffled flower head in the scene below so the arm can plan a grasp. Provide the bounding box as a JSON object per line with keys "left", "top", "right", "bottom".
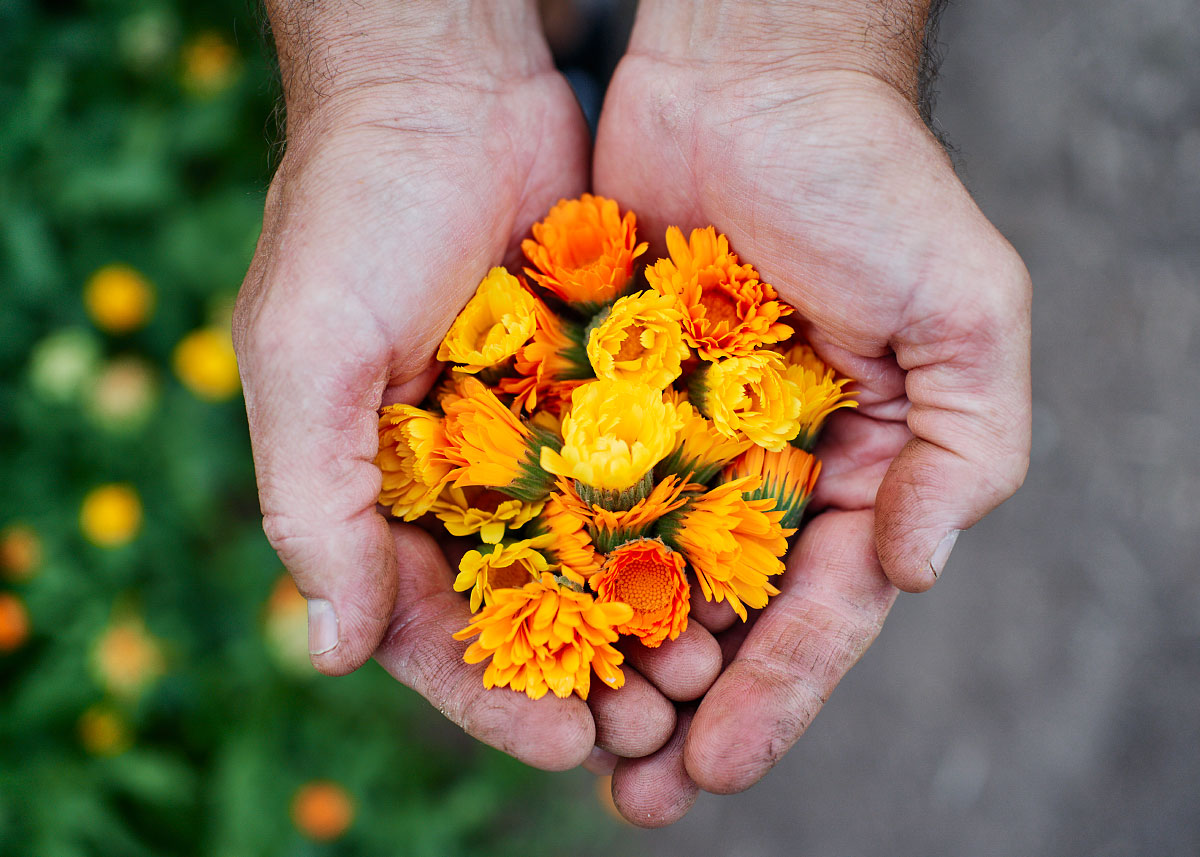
{"left": 781, "top": 343, "right": 859, "bottom": 450}
{"left": 656, "top": 390, "right": 753, "bottom": 484}
{"left": 591, "top": 538, "right": 690, "bottom": 648}
{"left": 586, "top": 290, "right": 689, "bottom": 389}
{"left": 722, "top": 445, "right": 821, "bottom": 529}
{"left": 436, "top": 267, "right": 539, "bottom": 374}
{"left": 377, "top": 405, "right": 452, "bottom": 520}
{"left": 522, "top": 195, "right": 647, "bottom": 311}
{"left": 540, "top": 379, "right": 684, "bottom": 501}
{"left": 431, "top": 485, "right": 544, "bottom": 544}
{"left": 453, "top": 573, "right": 633, "bottom": 700}
{"left": 646, "top": 226, "right": 792, "bottom": 359}
{"left": 690, "top": 350, "right": 802, "bottom": 452}
{"left": 498, "top": 299, "right": 592, "bottom": 413}
{"left": 439, "top": 377, "right": 560, "bottom": 501}
{"left": 657, "top": 477, "right": 794, "bottom": 621}
{"left": 454, "top": 536, "right": 554, "bottom": 612}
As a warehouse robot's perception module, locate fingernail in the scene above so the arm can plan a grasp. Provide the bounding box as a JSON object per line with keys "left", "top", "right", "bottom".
{"left": 307, "top": 598, "right": 339, "bottom": 655}
{"left": 928, "top": 530, "right": 961, "bottom": 579}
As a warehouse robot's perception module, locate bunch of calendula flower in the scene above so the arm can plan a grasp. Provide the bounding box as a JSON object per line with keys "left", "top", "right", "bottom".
{"left": 375, "top": 195, "right": 857, "bottom": 701}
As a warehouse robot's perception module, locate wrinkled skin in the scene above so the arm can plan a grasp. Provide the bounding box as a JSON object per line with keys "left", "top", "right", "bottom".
{"left": 234, "top": 2, "right": 1030, "bottom": 829}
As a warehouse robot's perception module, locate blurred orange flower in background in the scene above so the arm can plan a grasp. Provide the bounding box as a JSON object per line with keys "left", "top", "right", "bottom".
{"left": 0, "top": 593, "right": 30, "bottom": 652}
{"left": 92, "top": 613, "right": 166, "bottom": 698}
{"left": 292, "top": 781, "right": 355, "bottom": 841}
{"left": 0, "top": 524, "right": 42, "bottom": 581}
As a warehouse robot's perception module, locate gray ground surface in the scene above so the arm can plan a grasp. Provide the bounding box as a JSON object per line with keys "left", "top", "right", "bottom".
{"left": 616, "top": 1, "right": 1200, "bottom": 854}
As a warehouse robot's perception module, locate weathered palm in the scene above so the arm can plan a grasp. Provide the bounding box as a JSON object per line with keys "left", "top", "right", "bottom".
{"left": 594, "top": 53, "right": 1031, "bottom": 818}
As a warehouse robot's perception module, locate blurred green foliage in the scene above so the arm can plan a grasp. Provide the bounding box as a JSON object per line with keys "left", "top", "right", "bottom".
{"left": 0, "top": 1, "right": 609, "bottom": 853}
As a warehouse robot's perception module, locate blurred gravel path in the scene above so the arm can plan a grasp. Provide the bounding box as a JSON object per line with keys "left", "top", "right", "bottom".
{"left": 618, "top": 1, "right": 1200, "bottom": 853}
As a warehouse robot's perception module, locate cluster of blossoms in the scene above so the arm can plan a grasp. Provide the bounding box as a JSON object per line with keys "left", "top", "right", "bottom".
{"left": 375, "top": 195, "right": 857, "bottom": 701}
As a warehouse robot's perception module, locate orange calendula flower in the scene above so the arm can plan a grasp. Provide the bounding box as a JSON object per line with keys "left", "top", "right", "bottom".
{"left": 586, "top": 290, "right": 689, "bottom": 389}
{"left": 0, "top": 593, "right": 30, "bottom": 652}
{"left": 432, "top": 485, "right": 543, "bottom": 545}
{"left": 436, "top": 267, "right": 539, "bottom": 374}
{"left": 781, "top": 343, "right": 859, "bottom": 450}
{"left": 376, "top": 405, "right": 451, "bottom": 520}
{"left": 92, "top": 613, "right": 167, "bottom": 698}
{"left": 646, "top": 226, "right": 791, "bottom": 359}
{"left": 454, "top": 536, "right": 555, "bottom": 612}
{"left": 1, "top": 523, "right": 42, "bottom": 581}
{"left": 292, "top": 781, "right": 355, "bottom": 842}
{"left": 540, "top": 379, "right": 684, "bottom": 502}
{"left": 439, "top": 377, "right": 560, "bottom": 501}
{"left": 499, "top": 299, "right": 592, "bottom": 413}
{"left": 656, "top": 390, "right": 754, "bottom": 484}
{"left": 453, "top": 573, "right": 633, "bottom": 700}
{"left": 591, "top": 538, "right": 690, "bottom": 648}
{"left": 722, "top": 445, "right": 821, "bottom": 529}
{"left": 531, "top": 490, "right": 603, "bottom": 584}
{"left": 690, "top": 350, "right": 802, "bottom": 452}
{"left": 558, "top": 475, "right": 691, "bottom": 554}
{"left": 658, "top": 477, "right": 794, "bottom": 621}
{"left": 522, "top": 194, "right": 647, "bottom": 311}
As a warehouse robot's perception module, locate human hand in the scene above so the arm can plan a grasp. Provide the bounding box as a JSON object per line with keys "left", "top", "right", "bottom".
{"left": 592, "top": 0, "right": 1031, "bottom": 824}
{"left": 233, "top": 1, "right": 716, "bottom": 771}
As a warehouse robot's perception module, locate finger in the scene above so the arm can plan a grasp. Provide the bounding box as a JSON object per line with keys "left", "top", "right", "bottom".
{"left": 875, "top": 240, "right": 1032, "bottom": 590}
{"left": 687, "top": 587, "right": 738, "bottom": 634}
{"left": 233, "top": 278, "right": 399, "bottom": 676}
{"left": 623, "top": 621, "right": 722, "bottom": 702}
{"left": 588, "top": 666, "right": 677, "bottom": 758}
{"left": 684, "top": 510, "right": 896, "bottom": 794}
{"left": 611, "top": 708, "right": 698, "bottom": 828}
{"left": 372, "top": 523, "right": 595, "bottom": 771}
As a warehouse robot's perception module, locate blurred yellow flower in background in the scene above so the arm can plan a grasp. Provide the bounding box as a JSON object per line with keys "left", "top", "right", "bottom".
{"left": 92, "top": 613, "right": 166, "bottom": 698}
{"left": 263, "top": 573, "right": 313, "bottom": 677}
{"left": 80, "top": 484, "right": 143, "bottom": 547}
{"left": 173, "top": 327, "right": 240, "bottom": 400}
{"left": 292, "top": 781, "right": 355, "bottom": 841}
{"left": 78, "top": 705, "right": 133, "bottom": 757}
{"left": 0, "top": 593, "right": 30, "bottom": 652}
{"left": 1, "top": 524, "right": 42, "bottom": 581}
{"left": 84, "top": 264, "right": 154, "bottom": 333}
{"left": 181, "top": 31, "right": 239, "bottom": 95}
{"left": 87, "top": 356, "right": 158, "bottom": 432}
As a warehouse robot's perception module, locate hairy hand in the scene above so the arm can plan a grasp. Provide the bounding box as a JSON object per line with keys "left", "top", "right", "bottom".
{"left": 592, "top": 7, "right": 1031, "bottom": 824}
{"left": 232, "top": 5, "right": 711, "bottom": 770}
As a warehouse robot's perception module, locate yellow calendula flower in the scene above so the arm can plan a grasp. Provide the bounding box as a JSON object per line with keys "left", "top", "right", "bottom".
{"left": 656, "top": 389, "right": 753, "bottom": 484}
{"left": 722, "top": 445, "right": 821, "bottom": 530}
{"left": 540, "top": 379, "right": 684, "bottom": 500}
{"left": 181, "top": 31, "right": 239, "bottom": 95}
{"left": 591, "top": 537, "right": 690, "bottom": 648}
{"left": 80, "top": 484, "right": 142, "bottom": 548}
{"left": 691, "top": 350, "right": 801, "bottom": 452}
{"left": 657, "top": 476, "right": 794, "bottom": 621}
{"left": 781, "top": 343, "right": 858, "bottom": 450}
{"left": 78, "top": 705, "right": 133, "bottom": 757}
{"left": 522, "top": 194, "right": 647, "bottom": 311}
{"left": 432, "top": 485, "right": 543, "bottom": 545}
{"left": 92, "top": 613, "right": 167, "bottom": 698}
{"left": 453, "top": 573, "right": 632, "bottom": 700}
{"left": 173, "top": 327, "right": 240, "bottom": 400}
{"left": 438, "top": 377, "right": 560, "bottom": 501}
{"left": 454, "top": 536, "right": 554, "bottom": 613}
{"left": 436, "top": 268, "right": 539, "bottom": 374}
{"left": 586, "top": 290, "right": 689, "bottom": 389}
{"left": 376, "top": 405, "right": 451, "bottom": 520}
{"left": 646, "top": 226, "right": 791, "bottom": 359}
{"left": 529, "top": 489, "right": 602, "bottom": 584}
{"left": 84, "top": 264, "right": 154, "bottom": 333}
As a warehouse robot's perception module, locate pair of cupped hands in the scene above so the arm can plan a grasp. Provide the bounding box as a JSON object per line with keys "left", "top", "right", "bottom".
{"left": 232, "top": 1, "right": 1030, "bottom": 827}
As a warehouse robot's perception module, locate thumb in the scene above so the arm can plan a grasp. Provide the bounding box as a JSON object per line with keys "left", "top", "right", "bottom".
{"left": 233, "top": 293, "right": 398, "bottom": 676}
{"left": 874, "top": 234, "right": 1032, "bottom": 591}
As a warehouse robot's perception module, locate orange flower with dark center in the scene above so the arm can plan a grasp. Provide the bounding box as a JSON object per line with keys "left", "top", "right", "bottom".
{"left": 646, "top": 226, "right": 792, "bottom": 360}
{"left": 522, "top": 195, "right": 647, "bottom": 310}
{"left": 592, "top": 538, "right": 689, "bottom": 647}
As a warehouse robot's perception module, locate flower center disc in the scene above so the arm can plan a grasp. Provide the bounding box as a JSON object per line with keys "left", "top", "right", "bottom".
{"left": 488, "top": 561, "right": 535, "bottom": 591}
{"left": 612, "top": 556, "right": 673, "bottom": 613}
{"left": 699, "top": 286, "right": 741, "bottom": 329}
